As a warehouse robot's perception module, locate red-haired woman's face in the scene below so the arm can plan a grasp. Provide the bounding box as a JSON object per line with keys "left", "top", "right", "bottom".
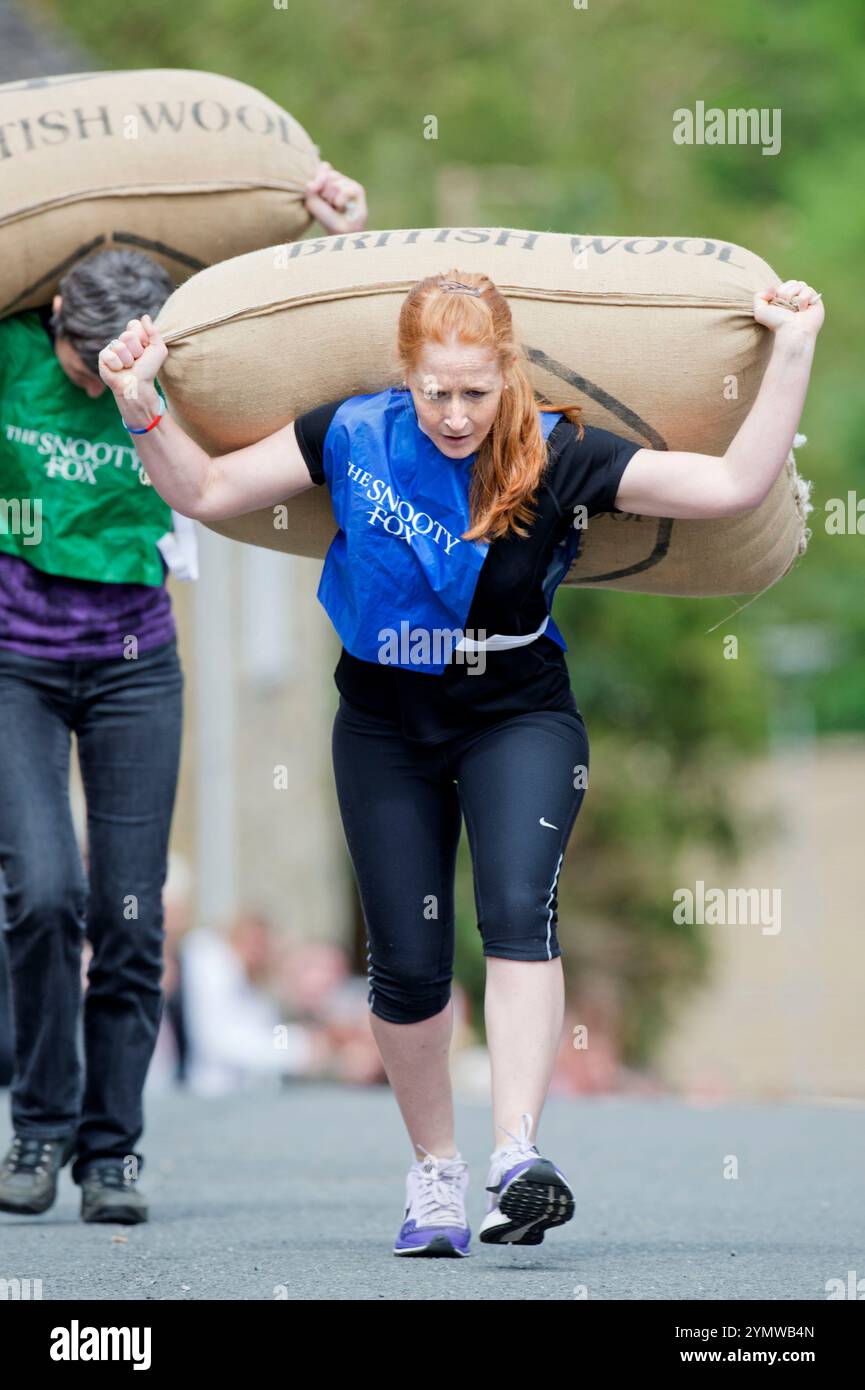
{"left": 407, "top": 335, "right": 503, "bottom": 459}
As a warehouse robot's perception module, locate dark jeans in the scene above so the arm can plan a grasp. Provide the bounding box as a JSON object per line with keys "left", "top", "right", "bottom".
{"left": 0, "top": 637, "right": 183, "bottom": 1184}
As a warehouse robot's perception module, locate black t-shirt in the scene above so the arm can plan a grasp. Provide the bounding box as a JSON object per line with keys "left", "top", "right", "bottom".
{"left": 294, "top": 397, "right": 641, "bottom": 745}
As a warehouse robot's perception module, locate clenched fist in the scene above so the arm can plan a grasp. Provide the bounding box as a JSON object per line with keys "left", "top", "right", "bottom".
{"left": 98, "top": 314, "right": 167, "bottom": 405}
{"left": 753, "top": 280, "right": 824, "bottom": 339}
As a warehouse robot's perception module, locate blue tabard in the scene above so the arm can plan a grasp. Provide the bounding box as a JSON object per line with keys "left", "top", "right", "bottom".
{"left": 317, "top": 387, "right": 569, "bottom": 674}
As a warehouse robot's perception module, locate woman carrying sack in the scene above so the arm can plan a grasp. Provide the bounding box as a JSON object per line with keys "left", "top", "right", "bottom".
{"left": 0, "top": 160, "right": 367, "bottom": 1227}
{"left": 96, "top": 268, "right": 823, "bottom": 1254}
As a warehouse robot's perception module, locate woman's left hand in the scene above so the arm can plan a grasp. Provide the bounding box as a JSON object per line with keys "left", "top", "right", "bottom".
{"left": 753, "top": 279, "right": 825, "bottom": 339}
{"left": 303, "top": 160, "right": 368, "bottom": 233}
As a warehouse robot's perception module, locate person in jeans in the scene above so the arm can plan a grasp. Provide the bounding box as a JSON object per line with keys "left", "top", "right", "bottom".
{"left": 0, "top": 161, "right": 368, "bottom": 1224}
{"left": 0, "top": 247, "right": 186, "bottom": 1225}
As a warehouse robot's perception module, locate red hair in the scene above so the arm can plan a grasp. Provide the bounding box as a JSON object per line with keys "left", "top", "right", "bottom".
{"left": 394, "top": 267, "right": 584, "bottom": 542}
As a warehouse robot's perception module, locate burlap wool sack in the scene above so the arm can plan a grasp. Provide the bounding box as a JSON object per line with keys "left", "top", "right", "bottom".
{"left": 155, "top": 226, "right": 813, "bottom": 597}
{"left": 0, "top": 69, "right": 319, "bottom": 316}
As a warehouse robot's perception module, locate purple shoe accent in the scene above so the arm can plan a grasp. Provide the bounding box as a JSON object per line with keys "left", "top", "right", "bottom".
{"left": 499, "top": 1157, "right": 538, "bottom": 1191}
{"left": 501, "top": 1158, "right": 569, "bottom": 1191}
{"left": 395, "top": 1218, "right": 471, "bottom": 1255}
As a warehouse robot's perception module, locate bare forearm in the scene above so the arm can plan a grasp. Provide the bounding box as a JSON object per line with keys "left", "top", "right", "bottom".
{"left": 113, "top": 383, "right": 213, "bottom": 517}
{"left": 724, "top": 329, "right": 816, "bottom": 505}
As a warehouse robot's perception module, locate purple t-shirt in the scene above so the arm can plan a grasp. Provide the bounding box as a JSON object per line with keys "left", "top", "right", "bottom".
{"left": 0, "top": 550, "right": 176, "bottom": 662}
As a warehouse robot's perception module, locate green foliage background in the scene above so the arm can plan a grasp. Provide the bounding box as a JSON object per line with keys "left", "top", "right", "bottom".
{"left": 34, "top": 0, "right": 865, "bottom": 1063}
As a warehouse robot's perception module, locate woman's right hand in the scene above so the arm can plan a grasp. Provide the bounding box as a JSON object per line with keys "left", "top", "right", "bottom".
{"left": 98, "top": 313, "right": 167, "bottom": 402}
{"left": 753, "top": 280, "right": 824, "bottom": 340}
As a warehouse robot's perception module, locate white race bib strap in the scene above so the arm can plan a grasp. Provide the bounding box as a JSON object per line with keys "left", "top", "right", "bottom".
{"left": 453, "top": 614, "right": 550, "bottom": 653}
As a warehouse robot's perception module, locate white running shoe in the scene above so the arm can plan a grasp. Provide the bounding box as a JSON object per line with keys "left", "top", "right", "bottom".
{"left": 479, "top": 1112, "right": 575, "bottom": 1245}
{"left": 393, "top": 1147, "right": 471, "bottom": 1257}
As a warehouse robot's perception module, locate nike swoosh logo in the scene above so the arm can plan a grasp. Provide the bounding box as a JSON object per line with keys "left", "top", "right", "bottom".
{"left": 539, "top": 817, "right": 559, "bottom": 829}
{"left": 506, "top": 1219, "right": 540, "bottom": 1241}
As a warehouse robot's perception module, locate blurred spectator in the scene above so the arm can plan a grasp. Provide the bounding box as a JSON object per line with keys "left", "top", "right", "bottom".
{"left": 172, "top": 910, "right": 322, "bottom": 1096}
{"left": 550, "top": 987, "right": 668, "bottom": 1096}
{"left": 551, "top": 996, "right": 622, "bottom": 1095}
{"left": 273, "top": 938, "right": 388, "bottom": 1086}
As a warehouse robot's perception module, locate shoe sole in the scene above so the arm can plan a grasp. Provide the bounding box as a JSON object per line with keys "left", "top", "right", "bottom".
{"left": 82, "top": 1204, "right": 148, "bottom": 1225}
{"left": 0, "top": 1195, "right": 55, "bottom": 1216}
{"left": 393, "top": 1234, "right": 469, "bottom": 1257}
{"left": 479, "top": 1158, "right": 574, "bottom": 1245}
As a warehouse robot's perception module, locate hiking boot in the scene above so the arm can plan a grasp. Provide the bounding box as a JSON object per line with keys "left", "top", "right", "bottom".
{"left": 79, "top": 1161, "right": 148, "bottom": 1224}
{"left": 0, "top": 1134, "right": 76, "bottom": 1215}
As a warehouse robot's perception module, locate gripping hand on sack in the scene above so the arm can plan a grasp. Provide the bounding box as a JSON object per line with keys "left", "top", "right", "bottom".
{"left": 753, "top": 279, "right": 824, "bottom": 340}
{"left": 303, "top": 159, "right": 367, "bottom": 233}
{"left": 97, "top": 314, "right": 166, "bottom": 406}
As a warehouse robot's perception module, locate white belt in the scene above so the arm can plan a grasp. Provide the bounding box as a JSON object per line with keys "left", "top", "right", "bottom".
{"left": 453, "top": 614, "right": 550, "bottom": 653}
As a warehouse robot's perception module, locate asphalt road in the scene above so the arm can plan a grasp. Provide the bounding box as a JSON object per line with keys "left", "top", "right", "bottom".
{"left": 1, "top": 1081, "right": 863, "bottom": 1300}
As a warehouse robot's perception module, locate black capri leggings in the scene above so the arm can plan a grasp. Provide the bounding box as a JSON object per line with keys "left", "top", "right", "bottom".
{"left": 331, "top": 695, "right": 590, "bottom": 1024}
